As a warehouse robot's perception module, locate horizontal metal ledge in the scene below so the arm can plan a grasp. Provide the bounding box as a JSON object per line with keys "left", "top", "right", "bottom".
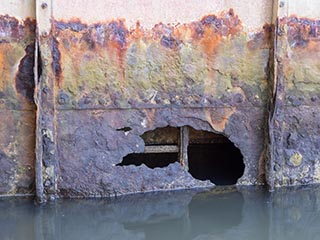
{"left": 144, "top": 145, "right": 179, "bottom": 153}
{"left": 190, "top": 138, "right": 230, "bottom": 144}
{"left": 56, "top": 105, "right": 266, "bottom": 111}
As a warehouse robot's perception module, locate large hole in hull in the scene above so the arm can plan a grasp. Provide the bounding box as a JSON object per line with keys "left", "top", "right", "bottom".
{"left": 188, "top": 143, "right": 244, "bottom": 185}
{"left": 188, "top": 128, "right": 244, "bottom": 185}
{"left": 117, "top": 126, "right": 244, "bottom": 185}
{"left": 117, "top": 126, "right": 180, "bottom": 169}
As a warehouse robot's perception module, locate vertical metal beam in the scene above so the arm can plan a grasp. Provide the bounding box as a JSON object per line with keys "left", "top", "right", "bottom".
{"left": 179, "top": 126, "right": 189, "bottom": 171}
{"left": 35, "top": 0, "right": 55, "bottom": 202}
{"left": 34, "top": 41, "right": 43, "bottom": 202}
{"left": 267, "top": 0, "right": 288, "bottom": 191}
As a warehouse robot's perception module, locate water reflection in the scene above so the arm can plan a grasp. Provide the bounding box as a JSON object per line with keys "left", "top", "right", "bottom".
{"left": 1, "top": 186, "right": 320, "bottom": 240}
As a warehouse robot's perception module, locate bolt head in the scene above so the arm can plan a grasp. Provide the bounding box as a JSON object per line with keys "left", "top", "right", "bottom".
{"left": 41, "top": 2, "right": 48, "bottom": 9}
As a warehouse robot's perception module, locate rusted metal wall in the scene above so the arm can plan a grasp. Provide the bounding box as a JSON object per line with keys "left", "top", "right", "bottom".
{"left": 35, "top": 0, "right": 273, "bottom": 200}
{"left": 268, "top": 0, "right": 320, "bottom": 187}
{"left": 0, "top": 0, "right": 36, "bottom": 196}
{"left": 1, "top": 0, "right": 320, "bottom": 200}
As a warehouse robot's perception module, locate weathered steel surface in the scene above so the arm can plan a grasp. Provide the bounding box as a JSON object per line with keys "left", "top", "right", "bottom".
{"left": 2, "top": 0, "right": 320, "bottom": 200}
{"left": 268, "top": 0, "right": 320, "bottom": 187}
{"left": 33, "top": 0, "right": 273, "bottom": 200}
{"left": 179, "top": 126, "right": 189, "bottom": 171}
{"left": 142, "top": 126, "right": 179, "bottom": 145}
{"left": 52, "top": 11, "right": 271, "bottom": 110}
{"left": 0, "top": 1, "right": 36, "bottom": 196}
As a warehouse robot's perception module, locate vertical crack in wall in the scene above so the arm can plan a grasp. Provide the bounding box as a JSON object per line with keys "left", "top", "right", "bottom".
{"left": 265, "top": 0, "right": 279, "bottom": 190}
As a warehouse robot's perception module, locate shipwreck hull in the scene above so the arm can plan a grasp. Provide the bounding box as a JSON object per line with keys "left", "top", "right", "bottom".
{"left": 0, "top": 0, "right": 319, "bottom": 200}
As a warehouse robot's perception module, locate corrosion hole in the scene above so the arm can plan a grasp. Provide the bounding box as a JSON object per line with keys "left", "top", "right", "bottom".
{"left": 116, "top": 127, "right": 132, "bottom": 132}
{"left": 117, "top": 126, "right": 244, "bottom": 184}
{"left": 187, "top": 128, "right": 244, "bottom": 185}
{"left": 117, "top": 126, "right": 179, "bottom": 168}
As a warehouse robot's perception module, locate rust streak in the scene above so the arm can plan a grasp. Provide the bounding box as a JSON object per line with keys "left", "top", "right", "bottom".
{"left": 15, "top": 42, "right": 35, "bottom": 103}
{"left": 53, "top": 8, "right": 243, "bottom": 56}
{"left": 247, "top": 23, "right": 274, "bottom": 51}
{"left": 51, "top": 36, "right": 62, "bottom": 87}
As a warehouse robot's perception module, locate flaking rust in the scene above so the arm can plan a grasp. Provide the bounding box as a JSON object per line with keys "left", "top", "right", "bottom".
{"left": 46, "top": 9, "right": 272, "bottom": 198}
{"left": 2, "top": 1, "right": 320, "bottom": 200}
{"left": 269, "top": 15, "right": 320, "bottom": 187}
{"left": 0, "top": 15, "right": 36, "bottom": 108}
{"left": 282, "top": 16, "right": 320, "bottom": 106}
{"left": 52, "top": 9, "right": 271, "bottom": 109}
{"left": 0, "top": 14, "right": 36, "bottom": 195}
{"left": 284, "top": 16, "right": 320, "bottom": 48}
{"left": 1, "top": 1, "right": 320, "bottom": 200}
{"left": 51, "top": 37, "right": 62, "bottom": 87}
{"left": 15, "top": 43, "right": 35, "bottom": 103}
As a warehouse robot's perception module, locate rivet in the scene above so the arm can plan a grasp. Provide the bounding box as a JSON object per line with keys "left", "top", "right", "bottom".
{"left": 44, "top": 179, "right": 52, "bottom": 187}
{"left": 98, "top": 98, "right": 106, "bottom": 105}
{"left": 41, "top": 2, "right": 48, "bottom": 9}
{"left": 279, "top": 1, "right": 285, "bottom": 8}
{"left": 42, "top": 31, "right": 48, "bottom": 37}
{"left": 57, "top": 92, "right": 69, "bottom": 105}
{"left": 42, "top": 87, "right": 48, "bottom": 94}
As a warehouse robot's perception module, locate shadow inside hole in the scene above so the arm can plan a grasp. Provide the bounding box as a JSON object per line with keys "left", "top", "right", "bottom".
{"left": 117, "top": 126, "right": 244, "bottom": 185}
{"left": 188, "top": 140, "right": 244, "bottom": 185}
{"left": 117, "top": 153, "right": 178, "bottom": 168}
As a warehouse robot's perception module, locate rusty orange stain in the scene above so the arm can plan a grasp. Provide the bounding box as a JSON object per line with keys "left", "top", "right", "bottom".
{"left": 52, "top": 8, "right": 249, "bottom": 88}
{"left": 0, "top": 45, "right": 5, "bottom": 91}
{"left": 204, "top": 107, "right": 236, "bottom": 132}
{"left": 281, "top": 15, "right": 320, "bottom": 49}
{"left": 106, "top": 19, "right": 128, "bottom": 65}
{"left": 199, "top": 26, "right": 222, "bottom": 56}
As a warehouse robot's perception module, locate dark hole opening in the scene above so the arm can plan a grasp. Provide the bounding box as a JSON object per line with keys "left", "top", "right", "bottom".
{"left": 188, "top": 137, "right": 244, "bottom": 185}
{"left": 117, "top": 126, "right": 179, "bottom": 169}
{"left": 117, "top": 126, "right": 245, "bottom": 185}
{"left": 117, "top": 153, "right": 178, "bottom": 169}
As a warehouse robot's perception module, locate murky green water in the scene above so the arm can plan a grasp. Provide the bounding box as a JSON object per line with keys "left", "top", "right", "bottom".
{"left": 1, "top": 185, "right": 320, "bottom": 240}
